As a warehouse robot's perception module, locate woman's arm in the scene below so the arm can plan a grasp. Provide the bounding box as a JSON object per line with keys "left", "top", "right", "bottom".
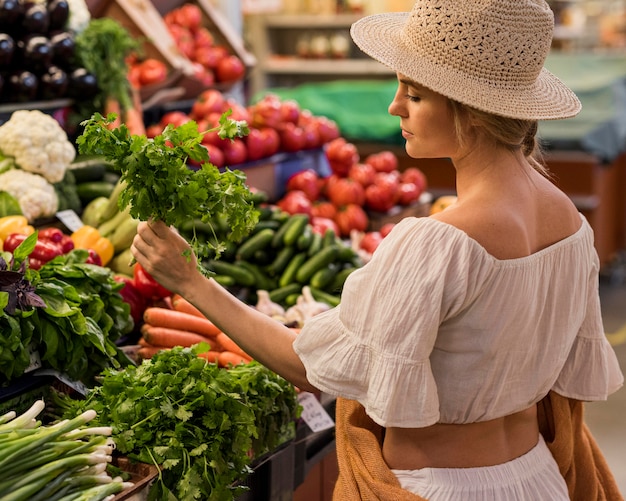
{"left": 131, "top": 220, "right": 316, "bottom": 391}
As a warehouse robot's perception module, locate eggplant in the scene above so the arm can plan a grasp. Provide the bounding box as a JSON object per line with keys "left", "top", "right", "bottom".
{"left": 49, "top": 30, "right": 74, "bottom": 66}
{"left": 39, "top": 64, "right": 67, "bottom": 99}
{"left": 8, "top": 70, "right": 37, "bottom": 101}
{"left": 0, "top": 33, "right": 14, "bottom": 67}
{"left": 0, "top": 0, "right": 23, "bottom": 30}
{"left": 68, "top": 67, "right": 98, "bottom": 98}
{"left": 47, "top": 0, "right": 69, "bottom": 31}
{"left": 20, "top": 35, "right": 52, "bottom": 72}
{"left": 22, "top": 3, "right": 49, "bottom": 34}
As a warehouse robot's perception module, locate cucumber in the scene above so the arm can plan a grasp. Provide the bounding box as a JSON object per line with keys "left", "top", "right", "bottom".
{"left": 206, "top": 260, "right": 256, "bottom": 287}
{"left": 322, "top": 228, "right": 337, "bottom": 248}
{"left": 212, "top": 274, "right": 236, "bottom": 287}
{"left": 236, "top": 228, "right": 275, "bottom": 261}
{"left": 296, "top": 225, "right": 314, "bottom": 250}
{"left": 266, "top": 245, "right": 296, "bottom": 277}
{"left": 251, "top": 219, "right": 281, "bottom": 233}
{"left": 238, "top": 260, "right": 276, "bottom": 291}
{"left": 282, "top": 214, "right": 310, "bottom": 247}
{"left": 75, "top": 181, "right": 116, "bottom": 204}
{"left": 278, "top": 252, "right": 308, "bottom": 288}
{"left": 337, "top": 244, "right": 359, "bottom": 263}
{"left": 271, "top": 218, "right": 292, "bottom": 248}
{"left": 268, "top": 283, "right": 302, "bottom": 304}
{"left": 284, "top": 293, "right": 300, "bottom": 307}
{"left": 328, "top": 266, "right": 358, "bottom": 293}
{"left": 68, "top": 156, "right": 109, "bottom": 183}
{"left": 295, "top": 245, "right": 340, "bottom": 284}
{"left": 310, "top": 263, "right": 340, "bottom": 290}
{"left": 307, "top": 231, "right": 323, "bottom": 257}
{"left": 309, "top": 287, "right": 341, "bottom": 307}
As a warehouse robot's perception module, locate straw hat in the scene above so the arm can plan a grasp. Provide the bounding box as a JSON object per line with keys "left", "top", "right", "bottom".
{"left": 350, "top": 0, "right": 581, "bottom": 120}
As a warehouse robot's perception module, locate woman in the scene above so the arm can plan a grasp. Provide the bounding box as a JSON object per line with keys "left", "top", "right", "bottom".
{"left": 131, "top": 0, "right": 624, "bottom": 499}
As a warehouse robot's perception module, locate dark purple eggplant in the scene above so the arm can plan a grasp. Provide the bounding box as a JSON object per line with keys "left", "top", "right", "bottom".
{"left": 0, "top": 0, "right": 23, "bottom": 29}
{"left": 39, "top": 64, "right": 67, "bottom": 98}
{"left": 49, "top": 30, "right": 74, "bottom": 65}
{"left": 22, "top": 3, "right": 49, "bottom": 34}
{"left": 20, "top": 35, "right": 52, "bottom": 72}
{"left": 47, "top": 0, "right": 69, "bottom": 31}
{"left": 68, "top": 67, "right": 98, "bottom": 98}
{"left": 0, "top": 33, "right": 14, "bottom": 67}
{"left": 8, "top": 70, "right": 37, "bottom": 101}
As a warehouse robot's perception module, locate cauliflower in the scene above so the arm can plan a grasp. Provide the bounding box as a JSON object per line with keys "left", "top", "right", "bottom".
{"left": 0, "top": 110, "right": 76, "bottom": 183}
{"left": 0, "top": 170, "right": 59, "bottom": 222}
{"left": 65, "top": 0, "right": 91, "bottom": 34}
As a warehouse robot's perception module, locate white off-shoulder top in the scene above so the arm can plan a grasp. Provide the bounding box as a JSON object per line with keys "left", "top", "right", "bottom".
{"left": 293, "top": 214, "right": 624, "bottom": 428}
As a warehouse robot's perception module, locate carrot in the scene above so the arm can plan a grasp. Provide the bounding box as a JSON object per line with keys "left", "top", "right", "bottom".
{"left": 104, "top": 97, "right": 122, "bottom": 129}
{"left": 172, "top": 294, "right": 206, "bottom": 319}
{"left": 198, "top": 351, "right": 221, "bottom": 364}
{"left": 218, "top": 351, "right": 252, "bottom": 367}
{"left": 123, "top": 90, "right": 146, "bottom": 136}
{"left": 215, "top": 332, "right": 250, "bottom": 359}
{"left": 137, "top": 345, "right": 167, "bottom": 359}
{"left": 141, "top": 324, "right": 211, "bottom": 348}
{"left": 143, "top": 307, "right": 220, "bottom": 338}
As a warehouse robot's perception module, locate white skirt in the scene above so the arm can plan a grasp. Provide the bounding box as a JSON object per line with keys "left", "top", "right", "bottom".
{"left": 390, "top": 434, "right": 569, "bottom": 500}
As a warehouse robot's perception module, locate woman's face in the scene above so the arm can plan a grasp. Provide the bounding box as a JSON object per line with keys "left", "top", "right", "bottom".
{"left": 388, "top": 75, "right": 461, "bottom": 159}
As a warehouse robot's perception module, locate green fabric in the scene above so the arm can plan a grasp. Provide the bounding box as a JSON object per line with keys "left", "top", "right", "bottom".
{"left": 258, "top": 53, "right": 626, "bottom": 162}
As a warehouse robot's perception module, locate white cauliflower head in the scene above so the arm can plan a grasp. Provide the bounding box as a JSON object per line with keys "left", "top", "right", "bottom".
{"left": 0, "top": 109, "right": 76, "bottom": 183}
{"left": 65, "top": 0, "right": 91, "bottom": 34}
{"left": 0, "top": 169, "right": 59, "bottom": 222}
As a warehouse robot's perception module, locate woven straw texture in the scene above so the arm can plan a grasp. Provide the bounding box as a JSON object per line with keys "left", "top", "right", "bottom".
{"left": 350, "top": 0, "right": 582, "bottom": 120}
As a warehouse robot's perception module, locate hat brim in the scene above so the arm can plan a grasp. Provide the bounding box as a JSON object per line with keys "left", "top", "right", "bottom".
{"left": 350, "top": 13, "right": 581, "bottom": 121}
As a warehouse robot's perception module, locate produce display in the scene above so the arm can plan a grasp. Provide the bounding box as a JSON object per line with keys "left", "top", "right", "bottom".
{"left": 0, "top": 399, "right": 133, "bottom": 501}
{"left": 51, "top": 345, "right": 300, "bottom": 501}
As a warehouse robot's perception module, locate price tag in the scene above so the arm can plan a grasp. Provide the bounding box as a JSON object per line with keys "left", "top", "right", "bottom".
{"left": 56, "top": 210, "right": 83, "bottom": 233}
{"left": 24, "top": 343, "right": 42, "bottom": 373}
{"left": 298, "top": 392, "right": 335, "bottom": 433}
{"left": 36, "top": 369, "right": 89, "bottom": 396}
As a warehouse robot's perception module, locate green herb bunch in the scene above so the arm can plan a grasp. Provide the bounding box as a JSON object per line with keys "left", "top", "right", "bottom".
{"left": 53, "top": 345, "right": 301, "bottom": 501}
{"left": 76, "top": 112, "right": 259, "bottom": 265}
{"left": 0, "top": 233, "right": 135, "bottom": 385}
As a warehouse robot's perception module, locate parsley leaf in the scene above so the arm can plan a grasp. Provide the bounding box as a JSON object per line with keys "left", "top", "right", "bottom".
{"left": 76, "top": 113, "right": 259, "bottom": 265}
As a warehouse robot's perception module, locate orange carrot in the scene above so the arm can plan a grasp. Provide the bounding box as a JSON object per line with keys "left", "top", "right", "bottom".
{"left": 104, "top": 97, "right": 122, "bottom": 129}
{"left": 198, "top": 351, "right": 221, "bottom": 364}
{"left": 172, "top": 294, "right": 206, "bottom": 319}
{"left": 215, "top": 332, "right": 250, "bottom": 359}
{"left": 218, "top": 351, "right": 252, "bottom": 367}
{"left": 143, "top": 307, "right": 220, "bottom": 338}
{"left": 137, "top": 345, "right": 167, "bottom": 359}
{"left": 123, "top": 105, "right": 146, "bottom": 136}
{"left": 141, "top": 324, "right": 211, "bottom": 348}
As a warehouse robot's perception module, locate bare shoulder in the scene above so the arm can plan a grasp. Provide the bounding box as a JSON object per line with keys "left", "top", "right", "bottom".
{"left": 429, "top": 186, "right": 581, "bottom": 259}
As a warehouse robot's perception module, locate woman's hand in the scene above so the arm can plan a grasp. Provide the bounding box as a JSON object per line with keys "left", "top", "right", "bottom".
{"left": 130, "top": 220, "right": 200, "bottom": 297}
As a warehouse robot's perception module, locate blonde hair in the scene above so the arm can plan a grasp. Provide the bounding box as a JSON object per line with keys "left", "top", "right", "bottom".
{"left": 449, "top": 100, "right": 551, "bottom": 177}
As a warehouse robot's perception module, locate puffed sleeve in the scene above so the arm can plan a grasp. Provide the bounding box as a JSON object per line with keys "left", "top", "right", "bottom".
{"left": 293, "top": 217, "right": 475, "bottom": 428}
{"left": 552, "top": 253, "right": 624, "bottom": 400}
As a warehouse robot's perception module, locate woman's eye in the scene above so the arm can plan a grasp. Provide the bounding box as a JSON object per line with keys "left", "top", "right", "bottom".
{"left": 406, "top": 94, "right": 421, "bottom": 102}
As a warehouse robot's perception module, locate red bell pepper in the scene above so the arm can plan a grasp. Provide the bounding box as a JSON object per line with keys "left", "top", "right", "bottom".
{"left": 3, "top": 233, "right": 64, "bottom": 262}
{"left": 114, "top": 275, "right": 148, "bottom": 325}
{"left": 132, "top": 262, "right": 171, "bottom": 300}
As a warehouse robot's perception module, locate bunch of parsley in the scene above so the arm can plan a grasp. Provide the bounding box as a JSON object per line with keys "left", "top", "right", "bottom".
{"left": 53, "top": 345, "right": 301, "bottom": 501}
{"left": 76, "top": 112, "right": 259, "bottom": 263}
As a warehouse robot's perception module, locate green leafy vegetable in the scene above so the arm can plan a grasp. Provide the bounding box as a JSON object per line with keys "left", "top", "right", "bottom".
{"left": 76, "top": 112, "right": 258, "bottom": 263}
{"left": 0, "top": 191, "right": 22, "bottom": 218}
{"left": 52, "top": 345, "right": 301, "bottom": 501}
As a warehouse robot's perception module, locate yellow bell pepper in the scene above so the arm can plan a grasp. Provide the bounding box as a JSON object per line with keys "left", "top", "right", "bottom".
{"left": 71, "top": 225, "right": 115, "bottom": 266}
{"left": 0, "top": 215, "right": 35, "bottom": 241}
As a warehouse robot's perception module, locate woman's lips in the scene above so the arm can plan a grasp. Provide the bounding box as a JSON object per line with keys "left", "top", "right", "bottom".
{"left": 401, "top": 129, "right": 413, "bottom": 139}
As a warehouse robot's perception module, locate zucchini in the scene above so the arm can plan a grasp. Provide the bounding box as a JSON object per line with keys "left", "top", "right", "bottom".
{"left": 296, "top": 245, "right": 340, "bottom": 284}
{"left": 75, "top": 181, "right": 116, "bottom": 204}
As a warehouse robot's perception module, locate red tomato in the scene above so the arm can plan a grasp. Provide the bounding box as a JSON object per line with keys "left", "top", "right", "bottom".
{"left": 334, "top": 204, "right": 369, "bottom": 237}
{"left": 194, "top": 27, "right": 214, "bottom": 48}
{"left": 190, "top": 89, "right": 225, "bottom": 120}
{"left": 276, "top": 190, "right": 313, "bottom": 216}
{"left": 193, "top": 45, "right": 226, "bottom": 69}
{"left": 146, "top": 123, "right": 164, "bottom": 138}
{"left": 260, "top": 127, "right": 280, "bottom": 157}
{"left": 167, "top": 24, "right": 195, "bottom": 59}
{"left": 249, "top": 96, "right": 282, "bottom": 129}
{"left": 365, "top": 180, "right": 399, "bottom": 213}
{"left": 348, "top": 162, "right": 377, "bottom": 187}
{"left": 221, "top": 138, "right": 247, "bottom": 165}
{"left": 286, "top": 169, "right": 321, "bottom": 201}
{"left": 224, "top": 99, "right": 251, "bottom": 123}
{"left": 204, "top": 143, "right": 225, "bottom": 168}
{"left": 325, "top": 137, "right": 359, "bottom": 176}
{"left": 301, "top": 124, "right": 322, "bottom": 150}
{"left": 160, "top": 111, "right": 191, "bottom": 128}
{"left": 245, "top": 127, "right": 269, "bottom": 161}
{"left": 216, "top": 55, "right": 245, "bottom": 83}
{"left": 397, "top": 182, "right": 423, "bottom": 205}
{"left": 176, "top": 4, "right": 202, "bottom": 31}
{"left": 365, "top": 150, "right": 398, "bottom": 173}
{"left": 137, "top": 59, "right": 168, "bottom": 86}
{"left": 401, "top": 166, "right": 428, "bottom": 192}
{"left": 280, "top": 99, "right": 301, "bottom": 124}
{"left": 311, "top": 200, "right": 337, "bottom": 220}
{"left": 311, "top": 216, "right": 340, "bottom": 236}
{"left": 360, "top": 231, "right": 384, "bottom": 254}
{"left": 326, "top": 177, "right": 366, "bottom": 207}
{"left": 379, "top": 222, "right": 396, "bottom": 238}
{"left": 310, "top": 115, "right": 340, "bottom": 144}
{"left": 279, "top": 123, "right": 306, "bottom": 152}
{"left": 191, "top": 63, "right": 215, "bottom": 87}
